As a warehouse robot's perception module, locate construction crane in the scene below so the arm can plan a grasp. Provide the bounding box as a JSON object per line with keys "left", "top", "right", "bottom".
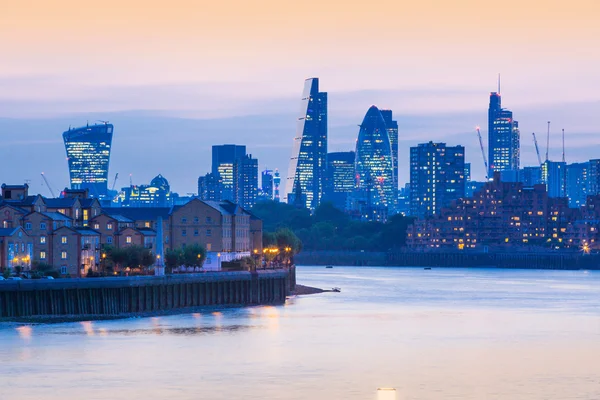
{"left": 476, "top": 126, "right": 489, "bottom": 180}
{"left": 40, "top": 172, "right": 56, "bottom": 198}
{"left": 532, "top": 132, "right": 543, "bottom": 166}
{"left": 562, "top": 128, "right": 566, "bottom": 163}
{"left": 111, "top": 173, "right": 119, "bottom": 191}
{"left": 545, "top": 121, "right": 551, "bottom": 162}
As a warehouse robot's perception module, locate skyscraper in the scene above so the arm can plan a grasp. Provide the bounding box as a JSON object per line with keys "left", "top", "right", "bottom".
{"left": 355, "top": 106, "right": 395, "bottom": 210}
{"left": 286, "top": 78, "right": 327, "bottom": 209}
{"left": 566, "top": 162, "right": 589, "bottom": 208}
{"left": 324, "top": 151, "right": 355, "bottom": 210}
{"left": 541, "top": 160, "right": 567, "bottom": 198}
{"left": 63, "top": 122, "right": 114, "bottom": 197}
{"left": 198, "top": 172, "right": 222, "bottom": 201}
{"left": 261, "top": 169, "right": 274, "bottom": 200}
{"left": 212, "top": 145, "right": 247, "bottom": 202}
{"left": 410, "top": 142, "right": 465, "bottom": 218}
{"left": 234, "top": 154, "right": 258, "bottom": 209}
{"left": 380, "top": 110, "right": 399, "bottom": 191}
{"left": 488, "top": 85, "right": 519, "bottom": 176}
{"left": 273, "top": 169, "right": 281, "bottom": 202}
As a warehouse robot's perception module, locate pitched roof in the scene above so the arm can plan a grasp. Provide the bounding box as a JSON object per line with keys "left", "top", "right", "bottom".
{"left": 74, "top": 228, "right": 100, "bottom": 236}
{"left": 44, "top": 198, "right": 78, "bottom": 208}
{"left": 136, "top": 228, "right": 157, "bottom": 236}
{"left": 202, "top": 200, "right": 233, "bottom": 215}
{"left": 0, "top": 203, "right": 28, "bottom": 214}
{"left": 40, "top": 211, "right": 72, "bottom": 221}
{"left": 0, "top": 227, "right": 18, "bottom": 236}
{"left": 80, "top": 198, "right": 100, "bottom": 208}
{"left": 110, "top": 214, "right": 134, "bottom": 223}
{"left": 102, "top": 207, "right": 171, "bottom": 221}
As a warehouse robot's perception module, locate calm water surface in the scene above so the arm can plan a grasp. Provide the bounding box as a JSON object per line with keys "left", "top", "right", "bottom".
{"left": 1, "top": 267, "right": 599, "bottom": 400}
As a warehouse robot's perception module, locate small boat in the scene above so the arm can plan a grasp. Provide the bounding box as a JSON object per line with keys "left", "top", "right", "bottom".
{"left": 424, "top": 267, "right": 432, "bottom": 270}
{"left": 332, "top": 287, "right": 341, "bottom": 292}
{"left": 325, "top": 265, "right": 333, "bottom": 269}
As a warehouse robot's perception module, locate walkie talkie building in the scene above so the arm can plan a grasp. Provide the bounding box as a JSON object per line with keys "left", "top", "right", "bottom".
{"left": 63, "top": 123, "right": 114, "bottom": 197}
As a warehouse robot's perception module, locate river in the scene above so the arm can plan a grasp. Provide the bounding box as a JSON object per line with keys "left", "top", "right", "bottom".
{"left": 1, "top": 266, "right": 599, "bottom": 400}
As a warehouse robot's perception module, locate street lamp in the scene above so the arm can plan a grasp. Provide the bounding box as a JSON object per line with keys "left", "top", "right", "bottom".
{"left": 101, "top": 252, "right": 107, "bottom": 275}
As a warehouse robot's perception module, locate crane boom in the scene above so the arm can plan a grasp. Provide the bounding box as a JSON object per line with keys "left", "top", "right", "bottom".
{"left": 40, "top": 173, "right": 56, "bottom": 198}
{"left": 532, "top": 132, "right": 543, "bottom": 166}
{"left": 111, "top": 173, "right": 119, "bottom": 191}
{"left": 562, "top": 128, "right": 565, "bottom": 163}
{"left": 545, "top": 121, "right": 550, "bottom": 162}
{"left": 476, "top": 127, "right": 489, "bottom": 180}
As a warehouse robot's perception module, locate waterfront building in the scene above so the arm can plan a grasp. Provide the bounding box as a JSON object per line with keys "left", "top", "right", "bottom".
{"left": 541, "top": 160, "right": 567, "bottom": 198}
{"left": 212, "top": 145, "right": 247, "bottom": 202}
{"left": 488, "top": 90, "right": 519, "bottom": 176}
{"left": 286, "top": 78, "right": 327, "bottom": 209}
{"left": 566, "top": 162, "right": 589, "bottom": 208}
{"left": 410, "top": 142, "right": 465, "bottom": 218}
{"left": 0, "top": 226, "right": 32, "bottom": 271}
{"left": 324, "top": 151, "right": 355, "bottom": 210}
{"left": 63, "top": 122, "right": 114, "bottom": 198}
{"left": 273, "top": 170, "right": 281, "bottom": 202}
{"left": 261, "top": 169, "right": 274, "bottom": 201}
{"left": 198, "top": 172, "right": 222, "bottom": 201}
{"left": 380, "top": 109, "right": 399, "bottom": 192}
{"left": 355, "top": 106, "right": 395, "bottom": 211}
{"left": 234, "top": 155, "right": 258, "bottom": 209}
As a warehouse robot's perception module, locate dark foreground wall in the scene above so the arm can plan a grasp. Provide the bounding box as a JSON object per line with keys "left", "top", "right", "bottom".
{"left": 0, "top": 268, "right": 296, "bottom": 319}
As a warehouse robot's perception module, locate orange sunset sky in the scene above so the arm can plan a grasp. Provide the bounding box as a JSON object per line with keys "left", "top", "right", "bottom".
{"left": 1, "top": 0, "right": 599, "bottom": 191}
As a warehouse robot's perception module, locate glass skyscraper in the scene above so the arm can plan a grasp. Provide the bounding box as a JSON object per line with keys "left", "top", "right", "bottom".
{"left": 355, "top": 106, "right": 395, "bottom": 210}
{"left": 488, "top": 91, "right": 519, "bottom": 176}
{"left": 380, "top": 110, "right": 399, "bottom": 190}
{"left": 286, "top": 78, "right": 327, "bottom": 209}
{"left": 212, "top": 145, "right": 247, "bottom": 202}
{"left": 324, "top": 151, "right": 355, "bottom": 210}
{"left": 63, "top": 122, "right": 114, "bottom": 197}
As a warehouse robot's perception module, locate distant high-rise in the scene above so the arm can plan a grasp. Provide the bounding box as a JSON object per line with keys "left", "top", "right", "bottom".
{"left": 566, "top": 162, "right": 589, "bottom": 208}
{"left": 286, "top": 78, "right": 327, "bottom": 209}
{"left": 198, "top": 172, "right": 222, "bottom": 201}
{"left": 119, "top": 174, "right": 172, "bottom": 207}
{"left": 518, "top": 166, "right": 542, "bottom": 186}
{"left": 324, "top": 151, "right": 355, "bottom": 210}
{"left": 488, "top": 85, "right": 519, "bottom": 176}
{"left": 410, "top": 142, "right": 465, "bottom": 218}
{"left": 234, "top": 154, "right": 258, "bottom": 209}
{"left": 380, "top": 110, "right": 399, "bottom": 190}
{"left": 63, "top": 122, "right": 114, "bottom": 197}
{"left": 212, "top": 145, "right": 246, "bottom": 202}
{"left": 541, "top": 160, "right": 567, "bottom": 198}
{"left": 261, "top": 169, "right": 274, "bottom": 200}
{"left": 588, "top": 159, "right": 600, "bottom": 196}
{"left": 355, "top": 106, "right": 395, "bottom": 210}
{"left": 273, "top": 169, "right": 281, "bottom": 202}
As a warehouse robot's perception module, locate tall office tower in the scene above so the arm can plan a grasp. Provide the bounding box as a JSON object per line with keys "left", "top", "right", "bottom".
{"left": 261, "top": 169, "right": 274, "bottom": 200}
{"left": 464, "top": 163, "right": 471, "bottom": 195}
{"left": 566, "top": 162, "right": 589, "bottom": 208}
{"left": 588, "top": 159, "right": 600, "bottom": 196}
{"left": 380, "top": 110, "right": 399, "bottom": 190}
{"left": 198, "top": 172, "right": 222, "bottom": 201}
{"left": 410, "top": 142, "right": 465, "bottom": 218}
{"left": 541, "top": 160, "right": 567, "bottom": 198}
{"left": 397, "top": 183, "right": 411, "bottom": 216}
{"left": 355, "top": 106, "right": 395, "bottom": 211}
{"left": 212, "top": 145, "right": 247, "bottom": 202}
{"left": 234, "top": 154, "right": 258, "bottom": 209}
{"left": 63, "top": 122, "right": 114, "bottom": 197}
{"left": 488, "top": 86, "right": 519, "bottom": 177}
{"left": 518, "top": 166, "right": 542, "bottom": 186}
{"left": 324, "top": 151, "right": 355, "bottom": 210}
{"left": 273, "top": 169, "right": 281, "bottom": 202}
{"left": 286, "top": 78, "right": 327, "bottom": 209}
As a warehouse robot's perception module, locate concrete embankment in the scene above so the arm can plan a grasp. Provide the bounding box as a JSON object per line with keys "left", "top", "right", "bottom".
{"left": 0, "top": 267, "right": 296, "bottom": 320}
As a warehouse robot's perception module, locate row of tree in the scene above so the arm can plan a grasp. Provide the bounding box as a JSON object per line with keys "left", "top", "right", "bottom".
{"left": 252, "top": 201, "right": 414, "bottom": 252}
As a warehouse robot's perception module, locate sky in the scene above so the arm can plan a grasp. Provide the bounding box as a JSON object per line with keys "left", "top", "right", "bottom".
{"left": 1, "top": 0, "right": 599, "bottom": 195}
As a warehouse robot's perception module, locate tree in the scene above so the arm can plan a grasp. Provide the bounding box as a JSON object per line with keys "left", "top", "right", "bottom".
{"left": 125, "top": 246, "right": 144, "bottom": 270}
{"left": 165, "top": 248, "right": 182, "bottom": 273}
{"left": 276, "top": 228, "right": 302, "bottom": 254}
{"left": 182, "top": 244, "right": 206, "bottom": 267}
{"left": 141, "top": 250, "right": 155, "bottom": 270}
{"left": 107, "top": 247, "right": 128, "bottom": 270}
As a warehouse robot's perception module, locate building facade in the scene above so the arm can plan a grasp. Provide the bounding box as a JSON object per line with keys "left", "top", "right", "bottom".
{"left": 542, "top": 160, "right": 567, "bottom": 198}
{"left": 261, "top": 169, "right": 274, "bottom": 201}
{"left": 488, "top": 92, "right": 519, "bottom": 176}
{"left": 286, "top": 78, "right": 327, "bottom": 209}
{"left": 410, "top": 142, "right": 465, "bottom": 218}
{"left": 380, "top": 109, "right": 399, "bottom": 193}
{"left": 234, "top": 155, "right": 258, "bottom": 209}
{"left": 212, "top": 145, "right": 247, "bottom": 202}
{"left": 198, "top": 172, "right": 222, "bottom": 201}
{"left": 63, "top": 122, "right": 114, "bottom": 197}
{"left": 324, "top": 151, "right": 355, "bottom": 210}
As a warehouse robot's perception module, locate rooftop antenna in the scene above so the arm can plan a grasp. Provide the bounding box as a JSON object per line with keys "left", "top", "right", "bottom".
{"left": 545, "top": 121, "right": 550, "bottom": 162}
{"left": 498, "top": 73, "right": 501, "bottom": 94}
{"left": 562, "top": 128, "right": 565, "bottom": 163}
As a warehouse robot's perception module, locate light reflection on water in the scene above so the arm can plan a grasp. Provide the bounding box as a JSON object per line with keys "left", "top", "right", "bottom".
{"left": 0, "top": 267, "right": 599, "bottom": 400}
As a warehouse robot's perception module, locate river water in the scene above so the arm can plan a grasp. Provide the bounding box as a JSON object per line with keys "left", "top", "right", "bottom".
{"left": 1, "top": 267, "right": 599, "bottom": 400}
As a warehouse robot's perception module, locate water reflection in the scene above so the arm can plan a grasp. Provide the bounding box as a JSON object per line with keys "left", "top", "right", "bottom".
{"left": 80, "top": 321, "right": 95, "bottom": 336}
{"left": 16, "top": 325, "right": 32, "bottom": 341}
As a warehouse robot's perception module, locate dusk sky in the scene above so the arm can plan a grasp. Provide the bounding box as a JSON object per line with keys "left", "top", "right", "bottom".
{"left": 1, "top": 0, "right": 599, "bottom": 194}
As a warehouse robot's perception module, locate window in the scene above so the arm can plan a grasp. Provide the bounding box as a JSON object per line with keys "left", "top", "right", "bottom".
{"left": 126, "top": 236, "right": 132, "bottom": 244}
{"left": 181, "top": 217, "right": 187, "bottom": 224}
{"left": 182, "top": 229, "right": 187, "bottom": 236}
{"left": 60, "top": 266, "right": 67, "bottom": 275}
{"left": 193, "top": 217, "right": 199, "bottom": 223}
{"left": 144, "top": 222, "right": 151, "bottom": 228}
{"left": 40, "top": 236, "right": 46, "bottom": 244}
{"left": 107, "top": 236, "right": 113, "bottom": 244}
{"left": 61, "top": 251, "right": 67, "bottom": 260}
{"left": 61, "top": 236, "right": 67, "bottom": 244}
{"left": 205, "top": 257, "right": 211, "bottom": 265}
{"left": 206, "top": 216, "right": 212, "bottom": 224}
{"left": 25, "top": 222, "right": 32, "bottom": 230}
{"left": 206, "top": 229, "right": 212, "bottom": 237}
{"left": 194, "top": 229, "right": 199, "bottom": 236}
{"left": 107, "top": 223, "right": 113, "bottom": 230}
{"left": 40, "top": 222, "right": 47, "bottom": 230}
{"left": 93, "top": 223, "right": 100, "bottom": 230}
{"left": 40, "top": 251, "right": 46, "bottom": 260}
{"left": 207, "top": 243, "right": 212, "bottom": 251}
